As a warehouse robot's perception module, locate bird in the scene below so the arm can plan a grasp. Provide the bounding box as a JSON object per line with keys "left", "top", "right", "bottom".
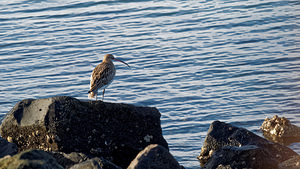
{"left": 88, "top": 54, "right": 130, "bottom": 101}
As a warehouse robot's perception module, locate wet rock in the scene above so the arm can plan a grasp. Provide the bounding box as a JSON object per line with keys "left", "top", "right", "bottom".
{"left": 198, "top": 121, "right": 298, "bottom": 169}
{"left": 278, "top": 155, "right": 300, "bottom": 169}
{"left": 0, "top": 136, "right": 18, "bottom": 158}
{"left": 0, "top": 96, "right": 168, "bottom": 168}
{"left": 70, "top": 157, "right": 122, "bottom": 169}
{"left": 0, "top": 149, "right": 63, "bottom": 169}
{"left": 127, "top": 144, "right": 182, "bottom": 169}
{"left": 261, "top": 115, "right": 300, "bottom": 144}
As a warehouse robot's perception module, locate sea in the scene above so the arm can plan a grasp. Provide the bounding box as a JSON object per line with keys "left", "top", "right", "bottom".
{"left": 0, "top": 0, "right": 299, "bottom": 168}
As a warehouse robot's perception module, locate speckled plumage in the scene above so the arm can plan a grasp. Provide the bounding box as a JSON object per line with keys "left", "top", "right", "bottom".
{"left": 88, "top": 54, "right": 129, "bottom": 100}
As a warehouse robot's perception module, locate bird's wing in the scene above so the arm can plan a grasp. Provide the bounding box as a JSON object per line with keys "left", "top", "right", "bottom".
{"left": 89, "top": 63, "right": 114, "bottom": 92}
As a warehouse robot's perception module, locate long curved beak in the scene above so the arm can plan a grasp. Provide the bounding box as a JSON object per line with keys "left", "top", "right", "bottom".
{"left": 113, "top": 58, "right": 130, "bottom": 68}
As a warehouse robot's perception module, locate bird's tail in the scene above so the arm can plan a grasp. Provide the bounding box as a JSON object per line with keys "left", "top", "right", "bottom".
{"left": 88, "top": 91, "right": 95, "bottom": 99}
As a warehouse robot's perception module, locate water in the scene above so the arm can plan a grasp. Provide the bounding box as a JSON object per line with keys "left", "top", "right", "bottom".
{"left": 1, "top": 0, "right": 300, "bottom": 168}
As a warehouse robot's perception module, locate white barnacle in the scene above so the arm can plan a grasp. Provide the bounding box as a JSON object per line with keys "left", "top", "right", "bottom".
{"left": 143, "top": 134, "right": 153, "bottom": 143}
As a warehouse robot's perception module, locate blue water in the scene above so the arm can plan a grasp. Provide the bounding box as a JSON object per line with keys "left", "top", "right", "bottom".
{"left": 1, "top": 0, "right": 300, "bottom": 168}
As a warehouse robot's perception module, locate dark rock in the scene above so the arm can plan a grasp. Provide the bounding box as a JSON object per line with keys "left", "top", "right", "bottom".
{"left": 261, "top": 115, "right": 300, "bottom": 145}
{"left": 203, "top": 145, "right": 279, "bottom": 169}
{"left": 0, "top": 96, "right": 168, "bottom": 168}
{"left": 50, "top": 151, "right": 122, "bottom": 169}
{"left": 50, "top": 151, "right": 89, "bottom": 169}
{"left": 0, "top": 149, "right": 63, "bottom": 169}
{"left": 70, "top": 157, "right": 122, "bottom": 169}
{"left": 198, "top": 121, "right": 298, "bottom": 169}
{"left": 127, "top": 144, "right": 182, "bottom": 169}
{"left": 278, "top": 155, "right": 300, "bottom": 169}
{"left": 0, "top": 136, "right": 18, "bottom": 158}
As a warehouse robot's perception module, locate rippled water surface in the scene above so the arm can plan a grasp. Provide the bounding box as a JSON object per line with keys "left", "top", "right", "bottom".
{"left": 1, "top": 0, "right": 300, "bottom": 168}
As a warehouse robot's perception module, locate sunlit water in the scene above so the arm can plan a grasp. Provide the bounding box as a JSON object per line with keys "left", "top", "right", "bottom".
{"left": 1, "top": 0, "right": 300, "bottom": 168}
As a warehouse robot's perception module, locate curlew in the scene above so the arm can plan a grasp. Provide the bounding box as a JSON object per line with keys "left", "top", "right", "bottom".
{"left": 88, "top": 54, "right": 130, "bottom": 101}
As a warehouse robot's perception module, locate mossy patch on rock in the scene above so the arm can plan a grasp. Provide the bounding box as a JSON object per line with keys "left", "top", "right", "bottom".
{"left": 0, "top": 149, "right": 63, "bottom": 169}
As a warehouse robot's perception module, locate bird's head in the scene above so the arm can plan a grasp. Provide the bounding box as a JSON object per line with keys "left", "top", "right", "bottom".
{"left": 104, "top": 54, "right": 115, "bottom": 61}
{"left": 103, "top": 54, "right": 130, "bottom": 68}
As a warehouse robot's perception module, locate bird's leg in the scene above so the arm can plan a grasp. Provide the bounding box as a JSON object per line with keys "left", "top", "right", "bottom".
{"left": 95, "top": 93, "right": 98, "bottom": 101}
{"left": 102, "top": 89, "right": 105, "bottom": 101}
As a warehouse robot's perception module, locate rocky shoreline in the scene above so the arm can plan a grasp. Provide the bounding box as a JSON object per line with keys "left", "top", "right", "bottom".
{"left": 0, "top": 96, "right": 299, "bottom": 169}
